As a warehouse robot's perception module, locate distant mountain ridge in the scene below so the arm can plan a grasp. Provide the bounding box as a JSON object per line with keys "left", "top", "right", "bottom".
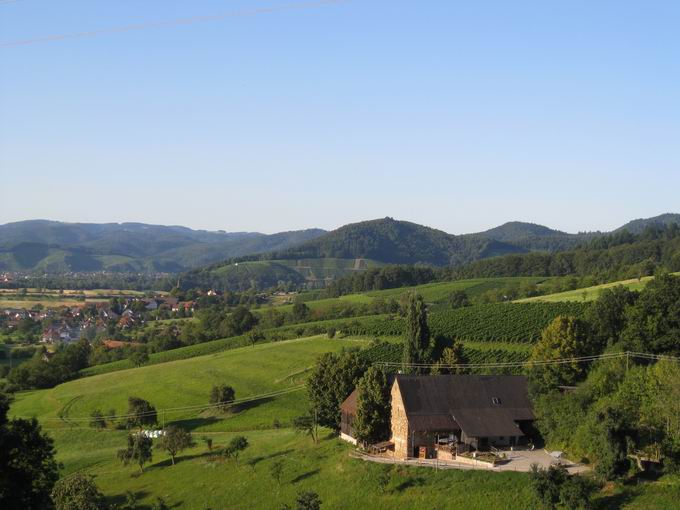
{"left": 0, "top": 220, "right": 326, "bottom": 273}
{"left": 1, "top": 213, "right": 677, "bottom": 275}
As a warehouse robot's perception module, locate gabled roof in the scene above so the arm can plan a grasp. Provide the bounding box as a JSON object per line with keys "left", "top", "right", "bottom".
{"left": 340, "top": 389, "right": 359, "bottom": 414}
{"left": 394, "top": 375, "right": 534, "bottom": 437}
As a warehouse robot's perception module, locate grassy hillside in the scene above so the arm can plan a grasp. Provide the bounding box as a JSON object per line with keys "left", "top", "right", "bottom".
{"left": 13, "top": 336, "right": 368, "bottom": 430}
{"left": 10, "top": 330, "right": 677, "bottom": 509}
{"left": 514, "top": 274, "right": 679, "bottom": 303}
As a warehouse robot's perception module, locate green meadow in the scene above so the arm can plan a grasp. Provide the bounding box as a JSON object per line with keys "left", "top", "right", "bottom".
{"left": 516, "top": 276, "right": 656, "bottom": 303}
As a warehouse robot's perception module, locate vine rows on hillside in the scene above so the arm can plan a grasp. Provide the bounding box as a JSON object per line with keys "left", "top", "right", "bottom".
{"left": 428, "top": 302, "right": 589, "bottom": 343}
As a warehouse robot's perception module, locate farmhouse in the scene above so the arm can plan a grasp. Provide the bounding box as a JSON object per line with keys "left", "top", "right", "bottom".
{"left": 341, "top": 374, "right": 534, "bottom": 459}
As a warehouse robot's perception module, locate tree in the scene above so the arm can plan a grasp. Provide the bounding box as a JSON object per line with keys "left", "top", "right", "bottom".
{"left": 295, "top": 491, "right": 321, "bottom": 510}
{"left": 247, "top": 328, "right": 264, "bottom": 347}
{"left": 528, "top": 316, "right": 591, "bottom": 393}
{"left": 125, "top": 397, "right": 157, "bottom": 430}
{"left": 529, "top": 463, "right": 568, "bottom": 509}
{"left": 223, "top": 435, "right": 249, "bottom": 465}
{"left": 210, "top": 384, "right": 236, "bottom": 411}
{"left": 0, "top": 392, "right": 60, "bottom": 509}
{"left": 291, "top": 302, "right": 310, "bottom": 322}
{"left": 156, "top": 425, "right": 193, "bottom": 465}
{"left": 621, "top": 273, "right": 680, "bottom": 355}
{"left": 584, "top": 285, "right": 637, "bottom": 351}
{"left": 559, "top": 475, "right": 596, "bottom": 510}
{"left": 121, "top": 491, "right": 138, "bottom": 510}
{"left": 402, "top": 293, "right": 431, "bottom": 373}
{"left": 269, "top": 459, "right": 285, "bottom": 485}
{"left": 434, "top": 341, "right": 466, "bottom": 374}
{"left": 448, "top": 290, "right": 470, "bottom": 309}
{"left": 51, "top": 473, "right": 106, "bottom": 510}
{"left": 306, "top": 351, "right": 367, "bottom": 430}
{"left": 220, "top": 306, "right": 257, "bottom": 337}
{"left": 354, "top": 366, "right": 391, "bottom": 445}
{"left": 151, "top": 496, "right": 169, "bottom": 510}
{"left": 293, "top": 413, "right": 319, "bottom": 444}
{"left": 89, "top": 409, "right": 106, "bottom": 430}
{"left": 117, "top": 433, "right": 153, "bottom": 473}
{"left": 129, "top": 347, "right": 149, "bottom": 368}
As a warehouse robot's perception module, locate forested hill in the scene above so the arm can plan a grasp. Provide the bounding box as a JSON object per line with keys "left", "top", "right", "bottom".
{"left": 0, "top": 220, "right": 326, "bottom": 273}
{"left": 615, "top": 213, "right": 680, "bottom": 234}
{"left": 268, "top": 218, "right": 527, "bottom": 266}
{"left": 475, "top": 221, "right": 598, "bottom": 252}
{"left": 456, "top": 223, "right": 680, "bottom": 282}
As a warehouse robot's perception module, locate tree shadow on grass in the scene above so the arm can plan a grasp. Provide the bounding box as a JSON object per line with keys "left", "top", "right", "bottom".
{"left": 393, "top": 476, "right": 425, "bottom": 493}
{"left": 247, "top": 448, "right": 295, "bottom": 468}
{"left": 231, "top": 396, "right": 275, "bottom": 413}
{"left": 107, "top": 490, "right": 151, "bottom": 508}
{"left": 169, "top": 416, "right": 219, "bottom": 431}
{"left": 145, "top": 450, "right": 218, "bottom": 471}
{"left": 290, "top": 468, "right": 321, "bottom": 484}
{"left": 593, "top": 488, "right": 639, "bottom": 510}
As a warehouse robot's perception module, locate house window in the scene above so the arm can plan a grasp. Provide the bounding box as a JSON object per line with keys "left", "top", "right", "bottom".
{"left": 491, "top": 397, "right": 501, "bottom": 406}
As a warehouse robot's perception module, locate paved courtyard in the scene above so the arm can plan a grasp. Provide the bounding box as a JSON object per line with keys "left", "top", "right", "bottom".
{"left": 352, "top": 448, "right": 590, "bottom": 474}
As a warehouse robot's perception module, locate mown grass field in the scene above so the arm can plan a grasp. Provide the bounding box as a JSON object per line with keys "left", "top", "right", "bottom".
{"left": 12, "top": 336, "right": 368, "bottom": 431}
{"left": 516, "top": 276, "right": 656, "bottom": 303}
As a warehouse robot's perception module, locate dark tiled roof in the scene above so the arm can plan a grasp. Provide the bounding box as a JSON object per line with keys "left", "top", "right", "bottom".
{"left": 453, "top": 408, "right": 524, "bottom": 437}
{"left": 340, "top": 389, "right": 359, "bottom": 414}
{"left": 395, "top": 375, "right": 533, "bottom": 437}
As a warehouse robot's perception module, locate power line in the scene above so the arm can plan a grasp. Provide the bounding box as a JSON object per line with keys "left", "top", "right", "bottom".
{"left": 376, "top": 351, "right": 680, "bottom": 370}
{"left": 34, "top": 386, "right": 304, "bottom": 423}
{"left": 0, "top": 0, "right": 349, "bottom": 49}
{"left": 15, "top": 351, "right": 680, "bottom": 423}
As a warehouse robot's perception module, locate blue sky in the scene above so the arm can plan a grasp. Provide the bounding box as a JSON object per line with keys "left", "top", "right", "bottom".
{"left": 1, "top": 0, "right": 679, "bottom": 234}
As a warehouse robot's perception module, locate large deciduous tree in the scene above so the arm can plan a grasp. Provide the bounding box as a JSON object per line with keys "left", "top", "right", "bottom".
{"left": 528, "top": 315, "right": 591, "bottom": 393}
{"left": 51, "top": 473, "right": 106, "bottom": 510}
{"left": 156, "top": 426, "right": 193, "bottom": 465}
{"left": 306, "top": 351, "right": 367, "bottom": 431}
{"left": 621, "top": 273, "right": 680, "bottom": 355}
{"left": 354, "top": 366, "right": 391, "bottom": 446}
{"left": 0, "top": 393, "right": 60, "bottom": 509}
{"left": 117, "top": 433, "right": 153, "bottom": 473}
{"left": 125, "top": 397, "right": 157, "bottom": 430}
{"left": 210, "top": 384, "right": 236, "bottom": 411}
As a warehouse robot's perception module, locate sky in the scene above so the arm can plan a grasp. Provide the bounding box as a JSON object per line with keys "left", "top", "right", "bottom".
{"left": 1, "top": 0, "right": 679, "bottom": 235}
